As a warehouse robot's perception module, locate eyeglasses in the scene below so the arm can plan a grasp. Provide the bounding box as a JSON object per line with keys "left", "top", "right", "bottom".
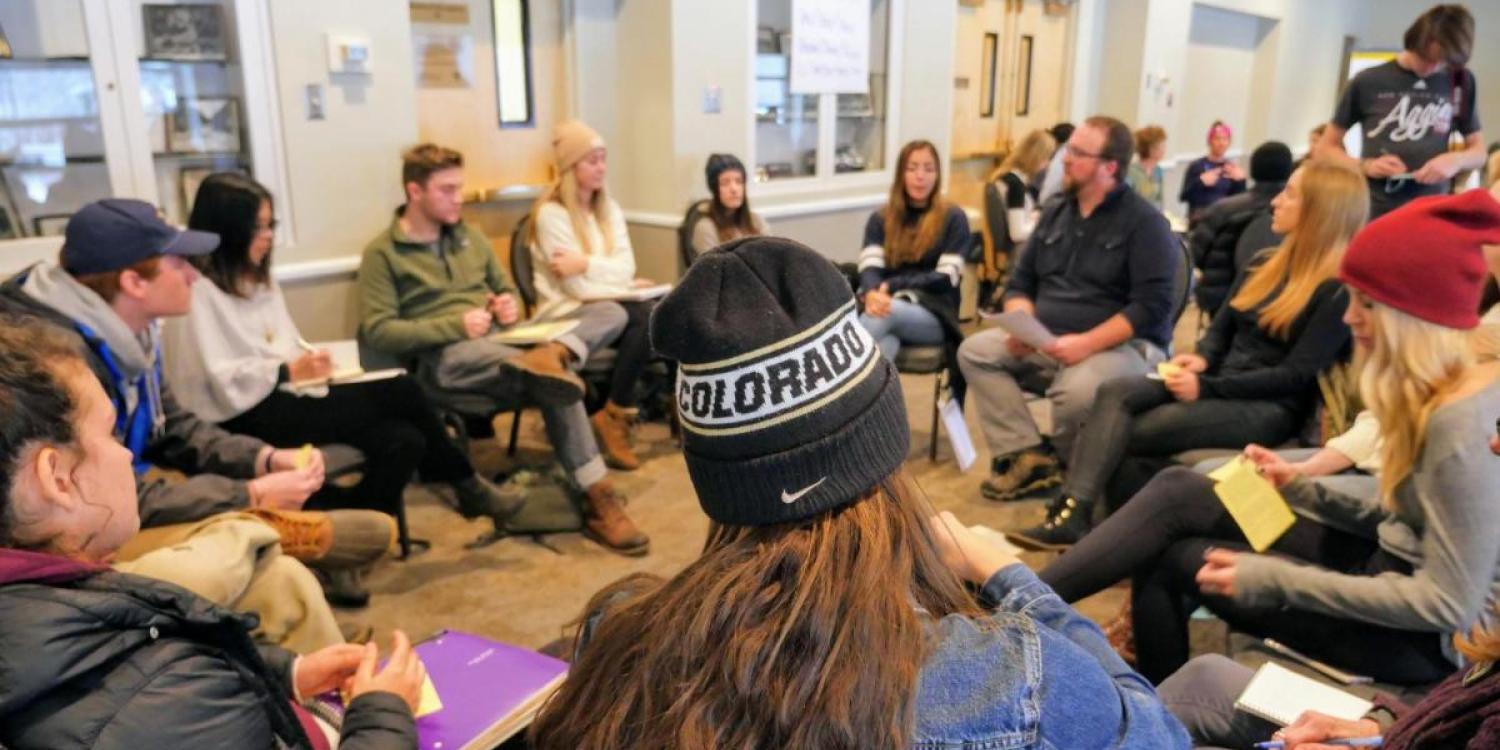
{"left": 255, "top": 219, "right": 279, "bottom": 234}
{"left": 1064, "top": 144, "right": 1105, "bottom": 160}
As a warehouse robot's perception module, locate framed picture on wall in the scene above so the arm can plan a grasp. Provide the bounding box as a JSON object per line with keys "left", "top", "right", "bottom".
{"left": 32, "top": 214, "right": 72, "bottom": 237}
{"left": 1015, "top": 34, "right": 1034, "bottom": 116}
{"left": 142, "top": 4, "right": 228, "bottom": 61}
{"left": 169, "top": 98, "right": 241, "bottom": 154}
{"left": 979, "top": 32, "right": 998, "bottom": 118}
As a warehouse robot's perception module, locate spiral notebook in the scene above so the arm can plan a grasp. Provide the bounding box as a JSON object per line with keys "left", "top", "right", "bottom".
{"left": 1234, "top": 662, "right": 1373, "bottom": 727}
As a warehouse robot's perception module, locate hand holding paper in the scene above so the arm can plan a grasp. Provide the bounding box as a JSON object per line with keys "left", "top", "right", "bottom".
{"left": 1207, "top": 455, "right": 1296, "bottom": 552}
{"left": 984, "top": 309, "right": 1058, "bottom": 351}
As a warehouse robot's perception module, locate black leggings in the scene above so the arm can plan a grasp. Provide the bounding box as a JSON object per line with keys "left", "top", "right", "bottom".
{"left": 608, "top": 300, "right": 655, "bottom": 407}
{"left": 222, "top": 375, "right": 473, "bottom": 517}
{"left": 1063, "top": 375, "right": 1299, "bottom": 507}
{"left": 1040, "top": 466, "right": 1453, "bottom": 685}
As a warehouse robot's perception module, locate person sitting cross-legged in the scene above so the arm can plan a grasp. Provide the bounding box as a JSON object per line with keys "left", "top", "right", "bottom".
{"left": 958, "top": 115, "right": 1179, "bottom": 502}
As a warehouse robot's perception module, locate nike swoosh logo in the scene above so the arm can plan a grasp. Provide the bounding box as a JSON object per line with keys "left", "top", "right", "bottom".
{"left": 781, "top": 477, "right": 827, "bottom": 504}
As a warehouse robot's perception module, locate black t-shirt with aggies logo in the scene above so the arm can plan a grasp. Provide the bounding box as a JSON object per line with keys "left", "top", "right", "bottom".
{"left": 1332, "top": 59, "right": 1482, "bottom": 217}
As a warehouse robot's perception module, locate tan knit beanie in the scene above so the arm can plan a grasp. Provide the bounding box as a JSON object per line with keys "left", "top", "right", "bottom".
{"left": 553, "top": 119, "right": 605, "bottom": 173}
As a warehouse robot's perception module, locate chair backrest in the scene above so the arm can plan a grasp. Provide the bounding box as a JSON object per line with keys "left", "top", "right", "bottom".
{"left": 1233, "top": 211, "right": 1281, "bottom": 275}
{"left": 1169, "top": 235, "right": 1194, "bottom": 326}
{"left": 509, "top": 213, "right": 538, "bottom": 314}
{"left": 980, "top": 180, "right": 1012, "bottom": 281}
{"left": 677, "top": 199, "right": 712, "bottom": 272}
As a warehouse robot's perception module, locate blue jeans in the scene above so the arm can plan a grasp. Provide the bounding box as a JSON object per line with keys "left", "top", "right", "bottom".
{"left": 859, "top": 299, "right": 944, "bottom": 362}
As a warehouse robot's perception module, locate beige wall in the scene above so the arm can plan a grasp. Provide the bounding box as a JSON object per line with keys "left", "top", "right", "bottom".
{"left": 268, "top": 0, "right": 418, "bottom": 265}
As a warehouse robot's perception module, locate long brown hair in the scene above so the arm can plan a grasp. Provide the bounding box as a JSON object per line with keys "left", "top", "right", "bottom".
{"left": 528, "top": 467, "right": 983, "bottom": 749}
{"left": 1229, "top": 160, "right": 1368, "bottom": 338}
{"left": 883, "top": 141, "right": 949, "bottom": 266}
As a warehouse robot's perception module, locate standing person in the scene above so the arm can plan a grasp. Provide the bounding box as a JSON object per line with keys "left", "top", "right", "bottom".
{"left": 1128, "top": 125, "right": 1169, "bottom": 209}
{"left": 857, "top": 140, "right": 970, "bottom": 381}
{"left": 1006, "top": 160, "right": 1363, "bottom": 551}
{"left": 163, "top": 173, "right": 525, "bottom": 534}
{"left": 0, "top": 317, "right": 423, "bottom": 750}
{"left": 690, "top": 153, "right": 769, "bottom": 256}
{"left": 1189, "top": 141, "right": 1295, "bottom": 315}
{"left": 359, "top": 143, "right": 648, "bottom": 556}
{"left": 1315, "top": 4, "right": 1485, "bottom": 218}
{"left": 529, "top": 120, "right": 657, "bottom": 471}
{"left": 958, "top": 115, "right": 1179, "bottom": 502}
{"left": 1180, "top": 121, "right": 1248, "bottom": 224}
{"left": 1033, "top": 189, "right": 1500, "bottom": 685}
{"left": 527, "top": 237, "right": 1190, "bottom": 750}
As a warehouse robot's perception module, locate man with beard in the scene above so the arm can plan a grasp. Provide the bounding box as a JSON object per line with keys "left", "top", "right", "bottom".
{"left": 959, "top": 115, "right": 1179, "bottom": 503}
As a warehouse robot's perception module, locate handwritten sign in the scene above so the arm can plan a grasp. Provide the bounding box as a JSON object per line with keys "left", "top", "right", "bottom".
{"left": 790, "top": 0, "right": 869, "bottom": 95}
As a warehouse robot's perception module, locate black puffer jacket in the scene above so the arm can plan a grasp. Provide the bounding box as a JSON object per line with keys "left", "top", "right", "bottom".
{"left": 0, "top": 548, "right": 414, "bottom": 749}
{"left": 1188, "top": 181, "right": 1284, "bottom": 315}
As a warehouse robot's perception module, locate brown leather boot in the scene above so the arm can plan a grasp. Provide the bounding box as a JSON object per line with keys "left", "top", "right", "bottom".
{"left": 501, "top": 342, "right": 584, "bottom": 406}
{"left": 590, "top": 401, "right": 641, "bottom": 471}
{"left": 246, "top": 508, "right": 332, "bottom": 562}
{"left": 581, "top": 481, "right": 649, "bottom": 556}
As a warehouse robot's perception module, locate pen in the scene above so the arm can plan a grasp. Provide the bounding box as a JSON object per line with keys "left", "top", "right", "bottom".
{"left": 1254, "top": 737, "right": 1382, "bottom": 749}
{"left": 1263, "top": 638, "right": 1374, "bottom": 685}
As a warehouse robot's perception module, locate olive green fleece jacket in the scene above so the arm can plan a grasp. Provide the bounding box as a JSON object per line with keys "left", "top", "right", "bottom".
{"left": 357, "top": 213, "right": 515, "bottom": 359}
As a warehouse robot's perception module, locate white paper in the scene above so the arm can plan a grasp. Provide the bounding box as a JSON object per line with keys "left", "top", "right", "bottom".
{"left": 789, "top": 0, "right": 870, "bottom": 95}
{"left": 1233, "top": 662, "right": 1373, "bottom": 727}
{"left": 983, "top": 310, "right": 1058, "bottom": 350}
{"left": 580, "top": 283, "right": 672, "bottom": 303}
{"left": 940, "top": 397, "right": 976, "bottom": 472}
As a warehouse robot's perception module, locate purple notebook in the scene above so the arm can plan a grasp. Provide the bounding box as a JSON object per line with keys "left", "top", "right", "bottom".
{"left": 413, "top": 630, "right": 569, "bottom": 750}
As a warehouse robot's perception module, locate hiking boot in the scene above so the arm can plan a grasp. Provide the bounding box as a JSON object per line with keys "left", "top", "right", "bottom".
{"left": 247, "top": 508, "right": 332, "bottom": 562}
{"left": 318, "top": 567, "right": 371, "bottom": 609}
{"left": 591, "top": 401, "right": 641, "bottom": 471}
{"left": 980, "top": 447, "right": 1062, "bottom": 502}
{"left": 1005, "top": 495, "right": 1092, "bottom": 551}
{"left": 502, "top": 343, "right": 584, "bottom": 407}
{"left": 317, "top": 510, "right": 397, "bottom": 569}
{"left": 340, "top": 622, "right": 375, "bottom": 644}
{"left": 452, "top": 475, "right": 527, "bottom": 526}
{"left": 581, "top": 481, "right": 649, "bottom": 556}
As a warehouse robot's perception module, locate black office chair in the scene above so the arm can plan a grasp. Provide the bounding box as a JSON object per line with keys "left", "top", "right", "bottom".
{"left": 677, "top": 199, "right": 712, "bottom": 272}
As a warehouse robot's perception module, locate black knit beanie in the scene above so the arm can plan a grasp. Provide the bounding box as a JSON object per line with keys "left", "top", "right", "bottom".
{"left": 1250, "top": 141, "right": 1293, "bottom": 183}
{"left": 650, "top": 237, "right": 910, "bottom": 526}
{"left": 704, "top": 153, "right": 747, "bottom": 197}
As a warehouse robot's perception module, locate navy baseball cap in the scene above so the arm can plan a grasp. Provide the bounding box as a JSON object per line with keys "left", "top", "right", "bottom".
{"left": 61, "top": 198, "right": 220, "bottom": 275}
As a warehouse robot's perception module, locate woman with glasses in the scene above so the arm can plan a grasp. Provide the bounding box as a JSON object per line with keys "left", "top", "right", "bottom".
{"left": 162, "top": 174, "right": 524, "bottom": 558}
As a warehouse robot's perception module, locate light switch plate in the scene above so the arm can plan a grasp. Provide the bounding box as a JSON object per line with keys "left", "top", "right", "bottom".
{"left": 306, "top": 84, "right": 325, "bottom": 120}
{"left": 703, "top": 85, "right": 722, "bottom": 114}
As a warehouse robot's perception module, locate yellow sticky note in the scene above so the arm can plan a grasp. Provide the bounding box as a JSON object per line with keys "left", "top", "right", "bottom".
{"left": 294, "top": 444, "right": 313, "bottom": 471}
{"left": 1156, "top": 361, "right": 1184, "bottom": 379}
{"left": 414, "top": 671, "right": 443, "bottom": 718}
{"left": 1210, "top": 456, "right": 1296, "bottom": 552}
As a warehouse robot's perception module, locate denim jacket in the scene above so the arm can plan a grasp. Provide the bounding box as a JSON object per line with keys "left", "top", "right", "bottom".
{"left": 910, "top": 565, "right": 1190, "bottom": 749}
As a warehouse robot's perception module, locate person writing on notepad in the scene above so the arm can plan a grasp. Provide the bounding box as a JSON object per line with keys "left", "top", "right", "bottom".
{"left": 1005, "top": 160, "right": 1362, "bottom": 551}
{"left": 1030, "top": 189, "right": 1500, "bottom": 687}
{"left": 163, "top": 173, "right": 526, "bottom": 540}
{"left": 527, "top": 237, "right": 1191, "bottom": 749}
{"left": 528, "top": 120, "right": 658, "bottom": 472}
{"left": 358, "top": 144, "right": 648, "bottom": 556}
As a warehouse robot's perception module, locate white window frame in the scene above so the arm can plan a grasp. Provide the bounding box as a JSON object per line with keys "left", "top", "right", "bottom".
{"left": 746, "top": 0, "right": 905, "bottom": 199}
{"left": 0, "top": 0, "right": 291, "bottom": 273}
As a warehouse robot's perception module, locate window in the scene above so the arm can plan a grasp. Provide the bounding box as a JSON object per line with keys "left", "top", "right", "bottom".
{"left": 0, "top": 0, "right": 282, "bottom": 261}
{"left": 753, "top": 0, "right": 895, "bottom": 185}
{"left": 492, "top": 0, "right": 534, "bottom": 127}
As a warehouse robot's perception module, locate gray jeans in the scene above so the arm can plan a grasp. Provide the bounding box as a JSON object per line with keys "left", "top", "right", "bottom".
{"left": 555, "top": 301, "right": 628, "bottom": 363}
{"left": 1158, "top": 654, "right": 1275, "bottom": 749}
{"left": 957, "top": 327, "right": 1163, "bottom": 461}
{"left": 423, "top": 337, "right": 606, "bottom": 488}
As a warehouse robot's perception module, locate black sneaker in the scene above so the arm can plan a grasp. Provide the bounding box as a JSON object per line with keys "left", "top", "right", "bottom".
{"left": 980, "top": 448, "right": 1063, "bottom": 501}
{"left": 1005, "top": 496, "right": 1092, "bottom": 551}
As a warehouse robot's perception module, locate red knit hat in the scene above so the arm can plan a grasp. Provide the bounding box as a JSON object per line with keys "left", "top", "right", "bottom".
{"left": 1339, "top": 189, "right": 1500, "bottom": 329}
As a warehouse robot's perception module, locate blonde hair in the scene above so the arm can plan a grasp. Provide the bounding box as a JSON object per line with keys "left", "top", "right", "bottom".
{"left": 1230, "top": 160, "right": 1368, "bottom": 338}
{"left": 1360, "top": 301, "right": 1474, "bottom": 506}
{"left": 988, "top": 130, "right": 1055, "bottom": 183}
{"left": 529, "top": 167, "right": 615, "bottom": 256}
